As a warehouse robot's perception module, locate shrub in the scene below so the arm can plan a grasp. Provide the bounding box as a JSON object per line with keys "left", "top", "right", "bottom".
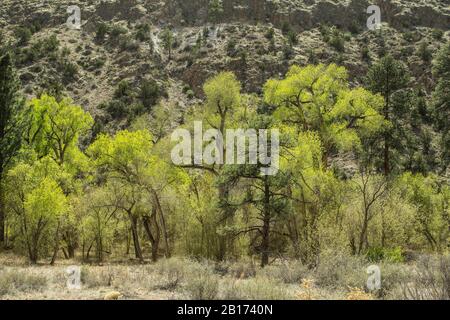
{"left": 401, "top": 255, "right": 450, "bottom": 300}
{"left": 366, "top": 247, "right": 404, "bottom": 263}
{"left": 346, "top": 287, "right": 374, "bottom": 300}
{"left": 226, "top": 39, "right": 237, "bottom": 56}
{"left": 329, "top": 32, "right": 345, "bottom": 52}
{"left": 80, "top": 267, "right": 114, "bottom": 288}
{"left": 260, "top": 261, "right": 307, "bottom": 284}
{"left": 0, "top": 270, "right": 47, "bottom": 296}
{"left": 42, "top": 34, "right": 59, "bottom": 52}
{"left": 185, "top": 273, "right": 219, "bottom": 300}
{"left": 265, "top": 28, "right": 275, "bottom": 40}
{"left": 221, "top": 276, "right": 291, "bottom": 300}
{"left": 281, "top": 21, "right": 291, "bottom": 35}
{"left": 14, "top": 27, "right": 32, "bottom": 45}
{"left": 287, "top": 30, "right": 298, "bottom": 46}
{"left": 59, "top": 60, "right": 79, "bottom": 82}
{"left": 431, "top": 29, "right": 444, "bottom": 41}
{"left": 227, "top": 261, "right": 256, "bottom": 279}
{"left": 119, "top": 36, "right": 139, "bottom": 51}
{"left": 362, "top": 46, "right": 370, "bottom": 61}
{"left": 139, "top": 79, "right": 161, "bottom": 110}
{"left": 110, "top": 25, "right": 128, "bottom": 40}
{"left": 95, "top": 23, "right": 109, "bottom": 41}
{"left": 417, "top": 42, "right": 432, "bottom": 63}
{"left": 135, "top": 23, "right": 151, "bottom": 41}
{"left": 314, "top": 251, "right": 366, "bottom": 288}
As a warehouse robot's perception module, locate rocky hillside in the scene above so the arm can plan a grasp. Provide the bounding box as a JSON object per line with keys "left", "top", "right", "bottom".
{"left": 0, "top": 0, "right": 448, "bottom": 130}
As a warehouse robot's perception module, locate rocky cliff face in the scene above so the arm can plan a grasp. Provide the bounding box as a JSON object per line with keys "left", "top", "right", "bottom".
{"left": 0, "top": 0, "right": 448, "bottom": 114}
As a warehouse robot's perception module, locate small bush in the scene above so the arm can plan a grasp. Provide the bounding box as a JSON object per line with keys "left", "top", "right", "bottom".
{"left": 265, "top": 28, "right": 275, "bottom": 40}
{"left": 287, "top": 30, "right": 298, "bottom": 46}
{"left": 431, "top": 29, "right": 444, "bottom": 40}
{"left": 135, "top": 23, "right": 151, "bottom": 41}
{"left": 228, "top": 261, "right": 256, "bottom": 279}
{"left": 366, "top": 247, "right": 404, "bottom": 263}
{"left": 95, "top": 23, "right": 109, "bottom": 41}
{"left": 329, "top": 33, "right": 345, "bottom": 52}
{"left": 14, "top": 27, "right": 32, "bottom": 45}
{"left": 80, "top": 267, "right": 114, "bottom": 288}
{"left": 110, "top": 25, "right": 128, "bottom": 40}
{"left": 314, "top": 251, "right": 366, "bottom": 288}
{"left": 281, "top": 21, "right": 291, "bottom": 35}
{"left": 346, "top": 287, "right": 374, "bottom": 300}
{"left": 401, "top": 255, "right": 450, "bottom": 300}
{"left": 0, "top": 270, "right": 47, "bottom": 296}
{"left": 226, "top": 39, "right": 237, "bottom": 56}
{"left": 260, "top": 261, "right": 307, "bottom": 284}
{"left": 185, "top": 273, "right": 219, "bottom": 300}
{"left": 221, "top": 276, "right": 291, "bottom": 300}
{"left": 417, "top": 42, "right": 432, "bottom": 63}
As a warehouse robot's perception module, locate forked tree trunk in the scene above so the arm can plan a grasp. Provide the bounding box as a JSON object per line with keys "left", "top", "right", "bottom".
{"left": 128, "top": 212, "right": 143, "bottom": 262}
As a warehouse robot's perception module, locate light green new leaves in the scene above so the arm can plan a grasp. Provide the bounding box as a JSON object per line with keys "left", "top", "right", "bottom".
{"left": 89, "top": 129, "right": 154, "bottom": 179}
{"left": 27, "top": 94, "right": 93, "bottom": 170}
{"left": 264, "top": 64, "right": 385, "bottom": 155}
{"left": 202, "top": 71, "right": 241, "bottom": 130}
{"left": 24, "top": 178, "right": 67, "bottom": 222}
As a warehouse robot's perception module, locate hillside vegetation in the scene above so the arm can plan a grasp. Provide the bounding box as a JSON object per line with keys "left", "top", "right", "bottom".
{"left": 0, "top": 0, "right": 448, "bottom": 300}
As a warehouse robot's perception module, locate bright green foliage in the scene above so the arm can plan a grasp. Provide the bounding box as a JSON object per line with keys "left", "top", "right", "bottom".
{"left": 202, "top": 71, "right": 242, "bottom": 132}
{"left": 6, "top": 157, "right": 68, "bottom": 263}
{"left": 25, "top": 94, "right": 93, "bottom": 169}
{"left": 397, "top": 173, "right": 449, "bottom": 251}
{"left": 264, "top": 64, "right": 385, "bottom": 164}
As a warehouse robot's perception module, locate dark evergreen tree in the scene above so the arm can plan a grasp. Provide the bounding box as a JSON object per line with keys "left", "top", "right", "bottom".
{"left": 0, "top": 52, "right": 25, "bottom": 245}
{"left": 366, "top": 55, "right": 410, "bottom": 175}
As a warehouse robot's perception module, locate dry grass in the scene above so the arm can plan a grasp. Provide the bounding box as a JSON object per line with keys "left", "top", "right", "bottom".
{"left": 0, "top": 252, "right": 448, "bottom": 300}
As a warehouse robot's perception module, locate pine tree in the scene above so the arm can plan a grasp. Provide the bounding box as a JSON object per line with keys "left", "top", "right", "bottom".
{"left": 0, "top": 52, "right": 25, "bottom": 244}
{"left": 366, "top": 55, "right": 410, "bottom": 175}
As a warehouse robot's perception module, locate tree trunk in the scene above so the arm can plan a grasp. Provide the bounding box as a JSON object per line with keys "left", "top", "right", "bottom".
{"left": 142, "top": 207, "right": 160, "bottom": 262}
{"left": 128, "top": 213, "right": 143, "bottom": 262}
{"left": 358, "top": 214, "right": 369, "bottom": 254}
{"left": 0, "top": 169, "right": 5, "bottom": 245}
{"left": 152, "top": 191, "right": 170, "bottom": 258}
{"left": 383, "top": 90, "right": 390, "bottom": 176}
{"left": 260, "top": 177, "right": 271, "bottom": 267}
{"left": 50, "top": 221, "right": 62, "bottom": 265}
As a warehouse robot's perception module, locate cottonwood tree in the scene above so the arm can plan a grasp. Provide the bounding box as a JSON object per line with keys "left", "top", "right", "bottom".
{"left": 397, "top": 173, "right": 449, "bottom": 252}
{"left": 282, "top": 130, "right": 342, "bottom": 267}
{"left": 350, "top": 170, "right": 387, "bottom": 254}
{"left": 178, "top": 71, "right": 242, "bottom": 260}
{"left": 89, "top": 129, "right": 178, "bottom": 261}
{"left": 6, "top": 158, "right": 68, "bottom": 263}
{"left": 264, "top": 64, "right": 385, "bottom": 168}
{"left": 21, "top": 95, "right": 93, "bottom": 259}
{"left": 0, "top": 52, "right": 25, "bottom": 246}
